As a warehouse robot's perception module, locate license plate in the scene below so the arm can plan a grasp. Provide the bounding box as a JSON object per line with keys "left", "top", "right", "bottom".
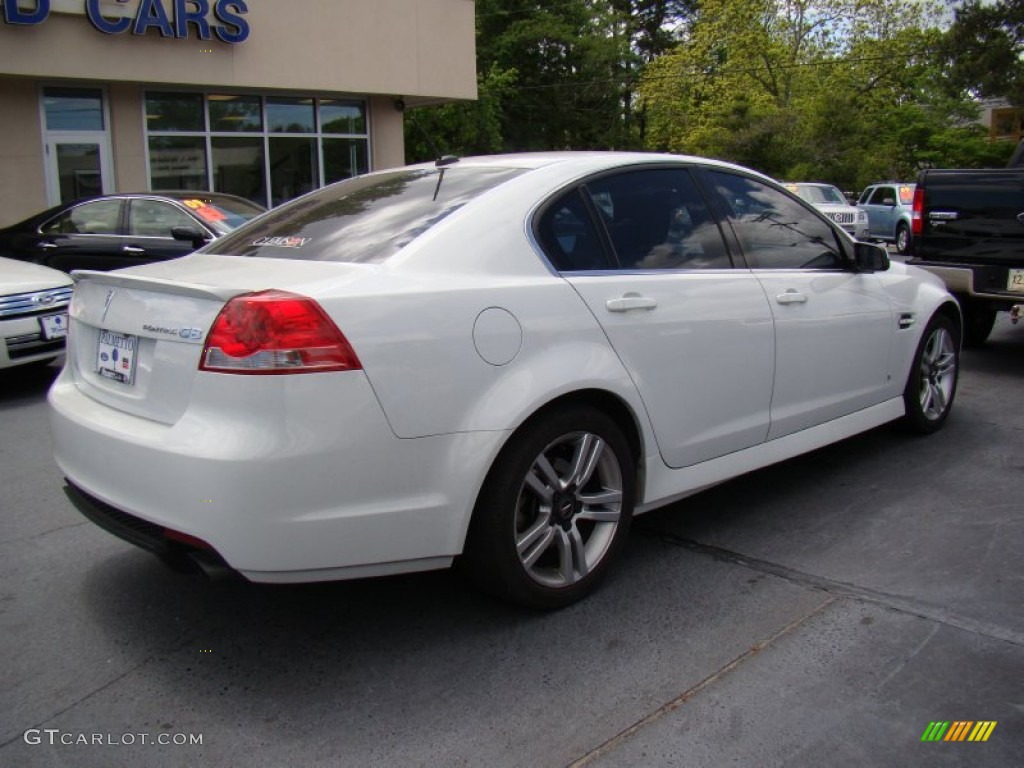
{"left": 96, "top": 330, "right": 138, "bottom": 385}
{"left": 1009, "top": 269, "right": 1024, "bottom": 293}
{"left": 39, "top": 312, "right": 69, "bottom": 340}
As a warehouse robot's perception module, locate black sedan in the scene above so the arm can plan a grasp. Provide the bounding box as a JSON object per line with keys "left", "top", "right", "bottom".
{"left": 0, "top": 192, "right": 265, "bottom": 273}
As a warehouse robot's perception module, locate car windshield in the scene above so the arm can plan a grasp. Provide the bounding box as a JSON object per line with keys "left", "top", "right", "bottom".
{"left": 209, "top": 165, "right": 527, "bottom": 263}
{"left": 172, "top": 195, "right": 265, "bottom": 236}
{"left": 792, "top": 185, "right": 847, "bottom": 205}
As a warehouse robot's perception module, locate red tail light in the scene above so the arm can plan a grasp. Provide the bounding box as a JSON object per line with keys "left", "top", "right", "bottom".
{"left": 911, "top": 186, "right": 924, "bottom": 236}
{"left": 200, "top": 290, "right": 361, "bottom": 374}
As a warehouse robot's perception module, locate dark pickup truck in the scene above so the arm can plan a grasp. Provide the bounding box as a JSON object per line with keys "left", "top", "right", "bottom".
{"left": 909, "top": 168, "right": 1024, "bottom": 345}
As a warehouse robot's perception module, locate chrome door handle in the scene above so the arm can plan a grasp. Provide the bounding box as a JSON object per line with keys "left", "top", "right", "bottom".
{"left": 122, "top": 246, "right": 146, "bottom": 255}
{"left": 38, "top": 242, "right": 58, "bottom": 250}
{"left": 775, "top": 290, "right": 807, "bottom": 305}
{"left": 606, "top": 294, "right": 658, "bottom": 312}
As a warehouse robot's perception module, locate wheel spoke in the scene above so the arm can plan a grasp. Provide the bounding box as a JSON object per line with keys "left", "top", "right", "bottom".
{"left": 577, "top": 489, "right": 623, "bottom": 522}
{"left": 526, "top": 455, "right": 560, "bottom": 500}
{"left": 929, "top": 381, "right": 948, "bottom": 415}
{"left": 566, "top": 433, "right": 604, "bottom": 490}
{"left": 934, "top": 351, "right": 956, "bottom": 377}
{"left": 920, "top": 382, "right": 934, "bottom": 415}
{"left": 518, "top": 520, "right": 555, "bottom": 569}
{"left": 555, "top": 526, "right": 588, "bottom": 584}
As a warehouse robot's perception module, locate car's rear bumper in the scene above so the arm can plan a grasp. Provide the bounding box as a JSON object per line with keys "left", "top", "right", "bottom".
{"left": 907, "top": 262, "right": 1024, "bottom": 307}
{"left": 49, "top": 368, "right": 507, "bottom": 581}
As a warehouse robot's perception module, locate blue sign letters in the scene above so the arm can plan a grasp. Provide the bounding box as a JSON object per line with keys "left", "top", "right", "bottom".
{"left": 2, "top": 0, "right": 249, "bottom": 43}
{"left": 3, "top": 0, "right": 49, "bottom": 25}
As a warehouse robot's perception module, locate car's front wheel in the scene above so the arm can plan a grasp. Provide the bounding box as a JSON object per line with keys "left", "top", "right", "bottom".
{"left": 462, "top": 405, "right": 635, "bottom": 609}
{"left": 902, "top": 313, "right": 959, "bottom": 434}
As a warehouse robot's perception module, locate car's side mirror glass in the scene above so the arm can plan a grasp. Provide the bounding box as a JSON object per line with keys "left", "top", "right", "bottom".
{"left": 853, "top": 241, "right": 889, "bottom": 272}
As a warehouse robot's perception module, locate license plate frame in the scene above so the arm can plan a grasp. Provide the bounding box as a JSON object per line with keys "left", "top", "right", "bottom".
{"left": 39, "top": 312, "right": 69, "bottom": 340}
{"left": 1008, "top": 268, "right": 1024, "bottom": 293}
{"left": 96, "top": 329, "right": 138, "bottom": 385}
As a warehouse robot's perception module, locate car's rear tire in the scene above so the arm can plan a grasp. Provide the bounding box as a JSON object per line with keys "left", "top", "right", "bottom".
{"left": 902, "top": 313, "right": 959, "bottom": 434}
{"left": 895, "top": 223, "right": 912, "bottom": 254}
{"left": 461, "top": 405, "right": 635, "bottom": 610}
{"left": 961, "top": 301, "right": 996, "bottom": 348}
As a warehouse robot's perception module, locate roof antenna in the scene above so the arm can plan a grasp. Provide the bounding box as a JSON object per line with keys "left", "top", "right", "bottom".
{"left": 394, "top": 98, "right": 458, "bottom": 167}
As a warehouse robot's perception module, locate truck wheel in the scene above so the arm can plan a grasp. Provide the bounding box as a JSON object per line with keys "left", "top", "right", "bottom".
{"left": 461, "top": 405, "right": 635, "bottom": 610}
{"left": 903, "top": 314, "right": 959, "bottom": 434}
{"left": 961, "top": 302, "right": 996, "bottom": 348}
{"left": 895, "top": 223, "right": 912, "bottom": 254}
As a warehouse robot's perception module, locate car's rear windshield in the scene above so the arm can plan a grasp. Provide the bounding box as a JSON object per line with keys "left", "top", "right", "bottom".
{"left": 209, "top": 166, "right": 527, "bottom": 263}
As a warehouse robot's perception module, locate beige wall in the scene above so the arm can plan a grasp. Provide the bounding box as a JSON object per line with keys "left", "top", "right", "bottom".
{"left": 0, "top": 1, "right": 477, "bottom": 102}
{"left": 0, "top": 79, "right": 47, "bottom": 227}
{"left": 108, "top": 83, "right": 147, "bottom": 192}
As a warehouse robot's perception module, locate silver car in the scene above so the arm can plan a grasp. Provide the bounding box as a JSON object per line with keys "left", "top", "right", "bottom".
{"left": 784, "top": 183, "right": 870, "bottom": 240}
{"left": 857, "top": 182, "right": 916, "bottom": 254}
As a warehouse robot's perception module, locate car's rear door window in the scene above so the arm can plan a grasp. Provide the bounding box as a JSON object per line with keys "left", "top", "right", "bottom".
{"left": 211, "top": 166, "right": 526, "bottom": 263}
{"left": 41, "top": 199, "right": 122, "bottom": 236}
{"left": 584, "top": 169, "right": 732, "bottom": 270}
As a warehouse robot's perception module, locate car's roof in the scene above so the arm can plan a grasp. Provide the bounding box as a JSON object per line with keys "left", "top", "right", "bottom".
{"left": 402, "top": 151, "right": 772, "bottom": 180}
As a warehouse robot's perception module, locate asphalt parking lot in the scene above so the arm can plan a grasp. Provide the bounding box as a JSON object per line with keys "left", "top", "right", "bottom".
{"left": 1, "top": 315, "right": 1021, "bottom": 767}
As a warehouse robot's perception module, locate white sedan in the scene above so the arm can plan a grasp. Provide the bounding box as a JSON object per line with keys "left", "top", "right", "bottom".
{"left": 0, "top": 257, "right": 72, "bottom": 369}
{"left": 49, "top": 153, "right": 960, "bottom": 608}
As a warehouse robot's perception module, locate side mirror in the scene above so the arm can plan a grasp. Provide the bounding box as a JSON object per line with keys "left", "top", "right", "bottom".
{"left": 853, "top": 241, "right": 889, "bottom": 272}
{"left": 882, "top": 197, "right": 896, "bottom": 207}
{"left": 171, "top": 226, "right": 211, "bottom": 248}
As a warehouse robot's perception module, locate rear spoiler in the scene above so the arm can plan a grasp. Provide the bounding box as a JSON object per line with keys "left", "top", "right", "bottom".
{"left": 71, "top": 269, "right": 245, "bottom": 303}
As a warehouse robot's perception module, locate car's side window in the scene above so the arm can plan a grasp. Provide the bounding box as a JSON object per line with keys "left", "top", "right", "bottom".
{"left": 128, "top": 200, "right": 199, "bottom": 238}
{"left": 583, "top": 168, "right": 731, "bottom": 270}
{"left": 868, "top": 186, "right": 894, "bottom": 206}
{"left": 536, "top": 189, "right": 611, "bottom": 272}
{"left": 706, "top": 171, "right": 845, "bottom": 270}
{"left": 41, "top": 199, "right": 122, "bottom": 236}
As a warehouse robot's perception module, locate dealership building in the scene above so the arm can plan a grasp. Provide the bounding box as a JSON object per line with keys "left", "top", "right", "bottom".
{"left": 0, "top": 0, "right": 477, "bottom": 226}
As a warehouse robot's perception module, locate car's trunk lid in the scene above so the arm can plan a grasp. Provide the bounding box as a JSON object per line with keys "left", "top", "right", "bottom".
{"left": 66, "top": 255, "right": 370, "bottom": 424}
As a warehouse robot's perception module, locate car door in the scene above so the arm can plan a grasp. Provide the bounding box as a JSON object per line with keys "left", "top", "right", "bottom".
{"left": 34, "top": 198, "right": 126, "bottom": 272}
{"left": 866, "top": 185, "right": 897, "bottom": 240}
{"left": 124, "top": 198, "right": 210, "bottom": 264}
{"left": 702, "top": 170, "right": 895, "bottom": 440}
{"left": 538, "top": 167, "right": 775, "bottom": 469}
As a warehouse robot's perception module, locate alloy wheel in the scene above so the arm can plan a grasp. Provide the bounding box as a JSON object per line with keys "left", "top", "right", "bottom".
{"left": 514, "top": 431, "right": 624, "bottom": 588}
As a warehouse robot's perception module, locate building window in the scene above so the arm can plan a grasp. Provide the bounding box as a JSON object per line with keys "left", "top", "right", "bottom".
{"left": 145, "top": 92, "right": 370, "bottom": 208}
{"left": 44, "top": 87, "right": 105, "bottom": 131}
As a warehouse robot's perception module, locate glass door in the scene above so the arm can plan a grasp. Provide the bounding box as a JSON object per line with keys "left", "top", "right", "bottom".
{"left": 41, "top": 88, "right": 114, "bottom": 206}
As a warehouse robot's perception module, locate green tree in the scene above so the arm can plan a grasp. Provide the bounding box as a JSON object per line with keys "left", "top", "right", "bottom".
{"left": 405, "top": 1, "right": 697, "bottom": 161}
{"left": 639, "top": 0, "right": 1010, "bottom": 187}
{"left": 942, "top": 0, "right": 1024, "bottom": 105}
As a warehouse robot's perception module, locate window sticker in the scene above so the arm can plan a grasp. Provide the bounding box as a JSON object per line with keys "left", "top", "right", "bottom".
{"left": 183, "top": 199, "right": 228, "bottom": 223}
{"left": 899, "top": 186, "right": 914, "bottom": 204}
{"left": 251, "top": 236, "right": 312, "bottom": 248}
